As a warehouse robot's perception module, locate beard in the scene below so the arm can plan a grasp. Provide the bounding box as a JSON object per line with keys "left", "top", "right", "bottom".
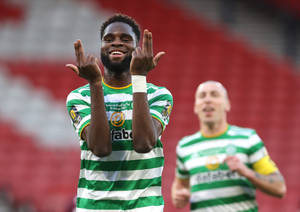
{"left": 101, "top": 53, "right": 132, "bottom": 74}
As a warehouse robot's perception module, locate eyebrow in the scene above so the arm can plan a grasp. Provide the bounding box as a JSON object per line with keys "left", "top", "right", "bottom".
{"left": 103, "top": 32, "right": 133, "bottom": 37}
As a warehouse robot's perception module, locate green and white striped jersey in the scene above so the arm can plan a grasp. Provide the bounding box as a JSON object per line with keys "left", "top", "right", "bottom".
{"left": 176, "top": 125, "right": 269, "bottom": 212}
{"left": 66, "top": 81, "right": 173, "bottom": 212}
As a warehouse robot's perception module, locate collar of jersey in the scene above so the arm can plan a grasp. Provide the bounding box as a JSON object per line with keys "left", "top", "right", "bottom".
{"left": 201, "top": 124, "right": 230, "bottom": 138}
{"left": 102, "top": 79, "right": 132, "bottom": 90}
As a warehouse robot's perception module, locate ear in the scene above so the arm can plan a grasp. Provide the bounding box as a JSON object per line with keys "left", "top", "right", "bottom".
{"left": 225, "top": 100, "right": 231, "bottom": 112}
{"left": 194, "top": 102, "right": 199, "bottom": 115}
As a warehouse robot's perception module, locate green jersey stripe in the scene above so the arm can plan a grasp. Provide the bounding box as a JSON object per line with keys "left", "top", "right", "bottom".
{"left": 191, "top": 179, "right": 255, "bottom": 192}
{"left": 67, "top": 99, "right": 90, "bottom": 107}
{"left": 191, "top": 194, "right": 256, "bottom": 210}
{"left": 80, "top": 167, "right": 163, "bottom": 182}
{"left": 81, "top": 157, "right": 164, "bottom": 171}
{"left": 77, "top": 196, "right": 164, "bottom": 210}
{"left": 80, "top": 140, "right": 163, "bottom": 151}
{"left": 78, "top": 177, "right": 161, "bottom": 191}
{"left": 248, "top": 142, "right": 264, "bottom": 155}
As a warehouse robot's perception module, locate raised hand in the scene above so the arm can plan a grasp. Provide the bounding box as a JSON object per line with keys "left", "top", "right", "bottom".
{"left": 66, "top": 40, "right": 102, "bottom": 84}
{"left": 172, "top": 187, "right": 190, "bottom": 209}
{"left": 130, "top": 29, "right": 165, "bottom": 76}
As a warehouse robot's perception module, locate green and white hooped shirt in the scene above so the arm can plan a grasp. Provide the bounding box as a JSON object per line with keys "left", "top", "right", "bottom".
{"left": 176, "top": 125, "right": 270, "bottom": 212}
{"left": 66, "top": 81, "right": 173, "bottom": 212}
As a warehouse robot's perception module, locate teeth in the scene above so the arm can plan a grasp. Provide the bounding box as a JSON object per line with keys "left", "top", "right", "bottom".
{"left": 204, "top": 108, "right": 213, "bottom": 112}
{"left": 111, "top": 51, "right": 123, "bottom": 55}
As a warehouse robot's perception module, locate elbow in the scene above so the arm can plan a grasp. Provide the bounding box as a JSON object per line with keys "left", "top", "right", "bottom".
{"left": 87, "top": 139, "right": 112, "bottom": 157}
{"left": 276, "top": 184, "right": 287, "bottom": 198}
{"left": 92, "top": 148, "right": 112, "bottom": 157}
{"left": 133, "top": 139, "right": 155, "bottom": 153}
{"left": 134, "top": 144, "right": 153, "bottom": 153}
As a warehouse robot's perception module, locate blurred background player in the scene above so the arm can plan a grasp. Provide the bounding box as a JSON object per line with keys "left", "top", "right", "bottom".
{"left": 0, "top": 0, "right": 299, "bottom": 211}
{"left": 66, "top": 14, "right": 173, "bottom": 211}
{"left": 171, "top": 81, "right": 286, "bottom": 211}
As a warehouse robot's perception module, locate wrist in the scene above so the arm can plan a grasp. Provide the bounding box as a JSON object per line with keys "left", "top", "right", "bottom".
{"left": 132, "top": 75, "right": 147, "bottom": 93}
{"left": 89, "top": 79, "right": 102, "bottom": 87}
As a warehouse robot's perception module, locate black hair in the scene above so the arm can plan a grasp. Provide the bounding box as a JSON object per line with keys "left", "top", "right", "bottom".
{"left": 100, "top": 14, "right": 141, "bottom": 42}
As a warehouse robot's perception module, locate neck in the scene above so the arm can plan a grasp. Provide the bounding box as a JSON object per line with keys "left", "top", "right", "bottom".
{"left": 200, "top": 120, "right": 228, "bottom": 137}
{"left": 103, "top": 68, "right": 131, "bottom": 87}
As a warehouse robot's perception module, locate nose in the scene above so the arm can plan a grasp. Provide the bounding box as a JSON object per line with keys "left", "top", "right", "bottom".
{"left": 203, "top": 96, "right": 213, "bottom": 104}
{"left": 111, "top": 38, "right": 123, "bottom": 46}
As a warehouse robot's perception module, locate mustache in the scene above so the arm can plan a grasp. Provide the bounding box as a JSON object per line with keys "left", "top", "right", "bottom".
{"left": 101, "top": 53, "right": 132, "bottom": 73}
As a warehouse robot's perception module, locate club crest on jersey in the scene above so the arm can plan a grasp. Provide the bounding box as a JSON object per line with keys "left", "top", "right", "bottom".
{"left": 70, "top": 106, "right": 81, "bottom": 127}
{"left": 205, "top": 156, "right": 220, "bottom": 170}
{"left": 226, "top": 144, "right": 237, "bottom": 156}
{"left": 110, "top": 112, "right": 125, "bottom": 127}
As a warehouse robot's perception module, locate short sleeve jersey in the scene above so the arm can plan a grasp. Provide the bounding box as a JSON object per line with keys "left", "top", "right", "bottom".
{"left": 176, "top": 125, "right": 276, "bottom": 212}
{"left": 66, "top": 81, "right": 173, "bottom": 212}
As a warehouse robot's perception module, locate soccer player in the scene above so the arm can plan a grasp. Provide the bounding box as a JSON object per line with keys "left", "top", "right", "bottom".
{"left": 66, "top": 14, "right": 173, "bottom": 212}
{"left": 171, "top": 81, "right": 286, "bottom": 211}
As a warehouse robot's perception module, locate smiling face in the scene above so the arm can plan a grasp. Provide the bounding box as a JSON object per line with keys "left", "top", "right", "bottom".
{"left": 100, "top": 22, "right": 138, "bottom": 73}
{"left": 194, "top": 81, "right": 230, "bottom": 126}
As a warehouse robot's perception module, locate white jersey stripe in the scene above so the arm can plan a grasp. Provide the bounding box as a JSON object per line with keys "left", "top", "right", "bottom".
{"left": 80, "top": 148, "right": 163, "bottom": 162}
{"left": 192, "top": 200, "right": 257, "bottom": 212}
{"left": 80, "top": 167, "right": 163, "bottom": 181}
{"left": 77, "top": 186, "right": 161, "bottom": 201}
{"left": 190, "top": 186, "right": 255, "bottom": 202}
{"left": 76, "top": 205, "right": 164, "bottom": 212}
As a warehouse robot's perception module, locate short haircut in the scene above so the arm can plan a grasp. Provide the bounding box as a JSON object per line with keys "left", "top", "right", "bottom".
{"left": 198, "top": 80, "right": 229, "bottom": 99}
{"left": 100, "top": 14, "right": 141, "bottom": 42}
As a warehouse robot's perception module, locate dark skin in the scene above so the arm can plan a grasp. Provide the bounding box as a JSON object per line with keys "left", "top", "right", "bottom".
{"left": 66, "top": 22, "right": 165, "bottom": 156}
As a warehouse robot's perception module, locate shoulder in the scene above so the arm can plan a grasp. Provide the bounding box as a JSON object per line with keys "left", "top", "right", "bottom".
{"left": 66, "top": 84, "right": 90, "bottom": 105}
{"left": 176, "top": 132, "right": 201, "bottom": 157}
{"left": 228, "top": 125, "right": 262, "bottom": 146}
{"left": 147, "top": 83, "right": 173, "bottom": 100}
{"left": 147, "top": 83, "right": 172, "bottom": 94}
{"left": 178, "top": 132, "right": 202, "bottom": 148}
{"left": 227, "top": 125, "right": 257, "bottom": 137}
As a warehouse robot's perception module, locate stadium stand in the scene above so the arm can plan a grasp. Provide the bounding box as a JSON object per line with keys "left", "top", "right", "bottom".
{"left": 264, "top": 0, "right": 300, "bottom": 16}
{"left": 0, "top": 0, "right": 299, "bottom": 211}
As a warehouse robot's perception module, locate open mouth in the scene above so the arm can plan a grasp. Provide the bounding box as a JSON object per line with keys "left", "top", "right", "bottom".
{"left": 203, "top": 107, "right": 214, "bottom": 112}
{"left": 109, "top": 50, "right": 126, "bottom": 56}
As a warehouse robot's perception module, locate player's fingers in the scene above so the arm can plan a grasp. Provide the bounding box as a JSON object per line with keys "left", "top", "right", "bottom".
{"left": 74, "top": 41, "right": 80, "bottom": 66}
{"left": 153, "top": 51, "right": 165, "bottom": 66}
{"left": 78, "top": 40, "right": 85, "bottom": 64}
{"left": 95, "top": 57, "right": 100, "bottom": 66}
{"left": 136, "top": 47, "right": 142, "bottom": 56}
{"left": 148, "top": 31, "right": 153, "bottom": 56}
{"left": 224, "top": 156, "right": 234, "bottom": 162}
{"left": 95, "top": 57, "right": 103, "bottom": 72}
{"left": 66, "top": 64, "right": 80, "bottom": 75}
{"left": 142, "top": 29, "right": 148, "bottom": 54}
{"left": 90, "top": 55, "right": 95, "bottom": 63}
{"left": 132, "top": 49, "right": 137, "bottom": 58}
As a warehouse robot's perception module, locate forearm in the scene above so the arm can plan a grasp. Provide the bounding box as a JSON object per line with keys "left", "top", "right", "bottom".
{"left": 88, "top": 81, "right": 111, "bottom": 157}
{"left": 132, "top": 93, "right": 157, "bottom": 153}
{"left": 245, "top": 169, "right": 286, "bottom": 198}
